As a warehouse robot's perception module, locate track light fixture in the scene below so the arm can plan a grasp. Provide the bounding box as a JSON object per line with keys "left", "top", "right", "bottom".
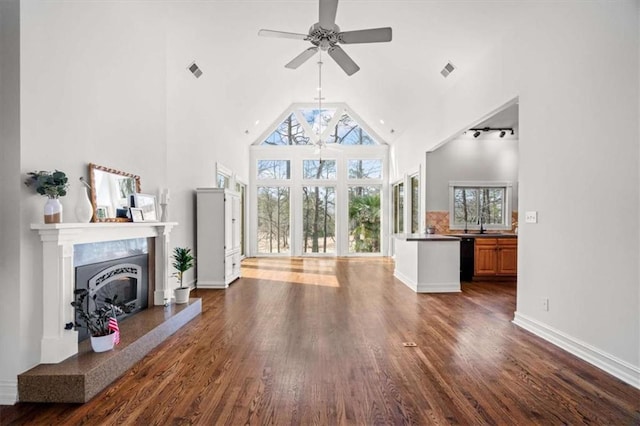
{"left": 469, "top": 127, "right": 515, "bottom": 138}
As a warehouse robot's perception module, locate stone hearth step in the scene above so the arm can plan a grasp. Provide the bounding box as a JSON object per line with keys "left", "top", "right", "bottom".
{"left": 18, "top": 299, "right": 202, "bottom": 403}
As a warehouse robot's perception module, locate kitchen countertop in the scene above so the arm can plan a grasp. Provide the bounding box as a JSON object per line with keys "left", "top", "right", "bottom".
{"left": 449, "top": 233, "right": 518, "bottom": 238}
{"left": 394, "top": 233, "right": 461, "bottom": 242}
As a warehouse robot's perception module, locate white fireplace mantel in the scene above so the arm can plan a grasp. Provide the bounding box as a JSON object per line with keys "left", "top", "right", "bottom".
{"left": 31, "top": 222, "right": 177, "bottom": 364}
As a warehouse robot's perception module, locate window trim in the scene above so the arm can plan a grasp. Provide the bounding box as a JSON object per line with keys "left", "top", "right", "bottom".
{"left": 448, "top": 181, "right": 512, "bottom": 231}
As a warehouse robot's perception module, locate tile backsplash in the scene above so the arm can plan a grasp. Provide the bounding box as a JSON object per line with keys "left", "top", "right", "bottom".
{"left": 426, "top": 211, "right": 519, "bottom": 235}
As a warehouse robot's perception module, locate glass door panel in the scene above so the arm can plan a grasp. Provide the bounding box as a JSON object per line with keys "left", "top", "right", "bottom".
{"left": 348, "top": 186, "right": 381, "bottom": 253}
{"left": 257, "top": 186, "right": 290, "bottom": 254}
{"left": 302, "top": 186, "right": 336, "bottom": 254}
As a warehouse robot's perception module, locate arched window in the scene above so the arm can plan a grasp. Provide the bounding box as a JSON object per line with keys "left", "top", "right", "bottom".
{"left": 251, "top": 103, "right": 389, "bottom": 257}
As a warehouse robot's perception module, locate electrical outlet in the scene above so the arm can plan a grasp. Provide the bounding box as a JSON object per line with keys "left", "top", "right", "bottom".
{"left": 542, "top": 298, "right": 549, "bottom": 311}
{"left": 525, "top": 211, "right": 538, "bottom": 223}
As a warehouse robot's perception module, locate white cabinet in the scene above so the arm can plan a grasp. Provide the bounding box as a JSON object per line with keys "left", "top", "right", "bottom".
{"left": 196, "top": 188, "right": 241, "bottom": 288}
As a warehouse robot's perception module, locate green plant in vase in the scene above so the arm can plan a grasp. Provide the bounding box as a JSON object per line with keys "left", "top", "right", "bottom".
{"left": 71, "top": 289, "right": 132, "bottom": 337}
{"left": 25, "top": 170, "right": 70, "bottom": 223}
{"left": 172, "top": 247, "right": 195, "bottom": 304}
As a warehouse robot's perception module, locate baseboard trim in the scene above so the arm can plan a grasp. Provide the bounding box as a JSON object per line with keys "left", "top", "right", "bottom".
{"left": 0, "top": 379, "right": 17, "bottom": 405}
{"left": 197, "top": 281, "right": 229, "bottom": 289}
{"left": 394, "top": 271, "right": 460, "bottom": 293}
{"left": 513, "top": 311, "right": 640, "bottom": 389}
{"left": 416, "top": 282, "right": 461, "bottom": 293}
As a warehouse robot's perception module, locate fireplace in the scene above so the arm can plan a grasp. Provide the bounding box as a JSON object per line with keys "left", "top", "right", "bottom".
{"left": 31, "top": 222, "right": 176, "bottom": 364}
{"left": 75, "top": 253, "right": 149, "bottom": 341}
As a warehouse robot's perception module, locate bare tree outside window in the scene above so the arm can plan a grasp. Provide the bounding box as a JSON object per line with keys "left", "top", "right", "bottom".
{"left": 302, "top": 186, "right": 335, "bottom": 253}
{"left": 453, "top": 186, "right": 506, "bottom": 228}
{"left": 261, "top": 113, "right": 311, "bottom": 146}
{"left": 257, "top": 160, "right": 291, "bottom": 180}
{"left": 257, "top": 187, "right": 290, "bottom": 253}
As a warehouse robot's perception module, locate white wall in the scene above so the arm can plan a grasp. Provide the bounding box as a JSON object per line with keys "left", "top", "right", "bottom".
{"left": 399, "top": 1, "right": 639, "bottom": 386}
{"left": 425, "top": 133, "right": 519, "bottom": 211}
{"left": 0, "top": 0, "right": 22, "bottom": 404}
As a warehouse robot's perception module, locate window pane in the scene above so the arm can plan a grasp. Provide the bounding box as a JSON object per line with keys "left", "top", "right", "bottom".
{"left": 393, "top": 183, "right": 404, "bottom": 233}
{"left": 329, "top": 113, "right": 377, "bottom": 145}
{"left": 303, "top": 160, "right": 336, "bottom": 180}
{"left": 411, "top": 176, "right": 420, "bottom": 233}
{"left": 261, "top": 113, "right": 310, "bottom": 145}
{"left": 302, "top": 186, "right": 335, "bottom": 253}
{"left": 348, "top": 159, "right": 382, "bottom": 179}
{"left": 257, "top": 187, "right": 290, "bottom": 254}
{"left": 257, "top": 160, "right": 291, "bottom": 180}
{"left": 453, "top": 186, "right": 505, "bottom": 227}
{"left": 300, "top": 108, "right": 335, "bottom": 138}
{"left": 217, "top": 173, "right": 229, "bottom": 189}
{"left": 348, "top": 186, "right": 381, "bottom": 253}
{"left": 481, "top": 188, "right": 505, "bottom": 225}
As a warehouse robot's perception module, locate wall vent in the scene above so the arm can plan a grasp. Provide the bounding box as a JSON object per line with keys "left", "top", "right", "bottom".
{"left": 188, "top": 61, "right": 203, "bottom": 78}
{"left": 440, "top": 61, "right": 456, "bottom": 78}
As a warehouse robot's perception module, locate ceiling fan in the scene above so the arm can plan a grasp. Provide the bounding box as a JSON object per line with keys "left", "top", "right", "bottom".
{"left": 258, "top": 0, "right": 392, "bottom": 76}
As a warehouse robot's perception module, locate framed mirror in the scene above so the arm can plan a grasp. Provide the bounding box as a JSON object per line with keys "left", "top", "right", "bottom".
{"left": 89, "top": 163, "right": 141, "bottom": 222}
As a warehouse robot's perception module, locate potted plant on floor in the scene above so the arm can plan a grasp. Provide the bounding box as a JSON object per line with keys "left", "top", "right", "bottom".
{"left": 172, "top": 247, "right": 195, "bottom": 304}
{"left": 71, "top": 289, "right": 132, "bottom": 352}
{"left": 24, "top": 170, "right": 69, "bottom": 223}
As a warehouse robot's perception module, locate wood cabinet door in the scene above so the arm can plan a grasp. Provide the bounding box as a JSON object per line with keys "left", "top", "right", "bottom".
{"left": 474, "top": 239, "right": 498, "bottom": 275}
{"left": 497, "top": 239, "right": 517, "bottom": 275}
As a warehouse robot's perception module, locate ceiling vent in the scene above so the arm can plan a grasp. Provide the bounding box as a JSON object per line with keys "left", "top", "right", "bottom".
{"left": 440, "top": 61, "right": 456, "bottom": 78}
{"left": 188, "top": 61, "right": 203, "bottom": 78}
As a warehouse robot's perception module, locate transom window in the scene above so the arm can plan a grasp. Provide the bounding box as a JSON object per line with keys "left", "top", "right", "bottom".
{"left": 261, "top": 106, "right": 379, "bottom": 147}
{"left": 303, "top": 160, "right": 336, "bottom": 180}
{"left": 257, "top": 160, "right": 291, "bottom": 180}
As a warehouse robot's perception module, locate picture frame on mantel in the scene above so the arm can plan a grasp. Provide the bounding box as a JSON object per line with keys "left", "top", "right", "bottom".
{"left": 129, "top": 207, "right": 144, "bottom": 222}
{"left": 130, "top": 193, "right": 158, "bottom": 222}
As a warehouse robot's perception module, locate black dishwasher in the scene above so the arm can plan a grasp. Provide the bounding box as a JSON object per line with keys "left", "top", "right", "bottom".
{"left": 460, "top": 237, "right": 475, "bottom": 282}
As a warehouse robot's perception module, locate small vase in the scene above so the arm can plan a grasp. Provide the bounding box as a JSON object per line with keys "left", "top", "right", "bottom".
{"left": 44, "top": 198, "right": 63, "bottom": 224}
{"left": 90, "top": 333, "right": 115, "bottom": 352}
{"left": 74, "top": 187, "right": 94, "bottom": 223}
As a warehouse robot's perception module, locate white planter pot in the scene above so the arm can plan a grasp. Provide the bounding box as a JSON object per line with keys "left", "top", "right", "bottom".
{"left": 174, "top": 287, "right": 191, "bottom": 304}
{"left": 44, "top": 198, "right": 63, "bottom": 224}
{"left": 90, "top": 333, "right": 115, "bottom": 352}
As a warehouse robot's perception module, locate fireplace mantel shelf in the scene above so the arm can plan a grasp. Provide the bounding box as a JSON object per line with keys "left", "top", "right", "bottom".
{"left": 32, "top": 221, "right": 178, "bottom": 230}
{"left": 31, "top": 222, "right": 178, "bottom": 243}
{"left": 31, "top": 221, "right": 178, "bottom": 364}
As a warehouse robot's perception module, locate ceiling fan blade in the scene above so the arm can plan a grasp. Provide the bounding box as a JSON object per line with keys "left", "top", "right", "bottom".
{"left": 258, "top": 29, "right": 309, "bottom": 40}
{"left": 319, "top": 0, "right": 338, "bottom": 29}
{"left": 339, "top": 27, "right": 392, "bottom": 44}
{"left": 328, "top": 45, "right": 360, "bottom": 76}
{"left": 285, "top": 47, "right": 319, "bottom": 69}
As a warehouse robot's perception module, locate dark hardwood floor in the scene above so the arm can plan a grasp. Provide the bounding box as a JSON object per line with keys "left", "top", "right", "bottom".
{"left": 2, "top": 257, "right": 639, "bottom": 425}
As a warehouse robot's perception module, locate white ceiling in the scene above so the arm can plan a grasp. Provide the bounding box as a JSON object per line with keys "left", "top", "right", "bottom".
{"left": 207, "top": 0, "right": 522, "bottom": 143}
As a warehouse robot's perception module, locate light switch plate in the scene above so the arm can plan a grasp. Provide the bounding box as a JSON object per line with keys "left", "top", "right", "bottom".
{"left": 525, "top": 211, "right": 538, "bottom": 223}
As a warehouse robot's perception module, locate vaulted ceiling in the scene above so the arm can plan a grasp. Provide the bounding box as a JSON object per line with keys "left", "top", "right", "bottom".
{"left": 174, "top": 0, "right": 521, "bottom": 146}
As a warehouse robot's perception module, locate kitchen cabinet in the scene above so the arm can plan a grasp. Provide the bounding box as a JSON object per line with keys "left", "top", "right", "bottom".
{"left": 196, "top": 188, "right": 241, "bottom": 288}
{"left": 474, "top": 237, "right": 517, "bottom": 278}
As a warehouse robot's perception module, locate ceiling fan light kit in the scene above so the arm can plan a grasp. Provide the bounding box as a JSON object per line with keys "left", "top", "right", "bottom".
{"left": 259, "top": 0, "right": 392, "bottom": 75}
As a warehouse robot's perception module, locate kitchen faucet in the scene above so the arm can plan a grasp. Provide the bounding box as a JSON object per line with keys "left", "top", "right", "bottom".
{"left": 478, "top": 216, "right": 485, "bottom": 234}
